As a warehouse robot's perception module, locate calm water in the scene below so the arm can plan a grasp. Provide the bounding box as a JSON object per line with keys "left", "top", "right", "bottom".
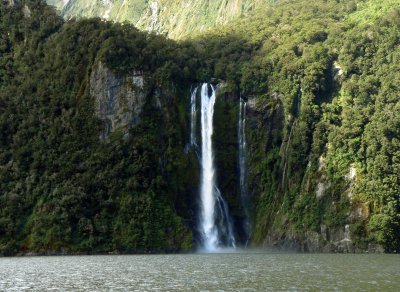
{"left": 0, "top": 252, "right": 399, "bottom": 291}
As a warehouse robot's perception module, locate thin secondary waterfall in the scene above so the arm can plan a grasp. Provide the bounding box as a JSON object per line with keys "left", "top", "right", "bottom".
{"left": 282, "top": 88, "right": 301, "bottom": 189}
{"left": 199, "top": 83, "right": 235, "bottom": 251}
{"left": 238, "top": 98, "right": 250, "bottom": 242}
{"left": 190, "top": 87, "right": 198, "bottom": 147}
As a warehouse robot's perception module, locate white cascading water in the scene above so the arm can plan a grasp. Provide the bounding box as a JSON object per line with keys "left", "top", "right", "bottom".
{"left": 200, "top": 83, "right": 219, "bottom": 251}
{"left": 190, "top": 87, "right": 198, "bottom": 147}
{"left": 199, "top": 83, "right": 235, "bottom": 251}
{"left": 215, "top": 188, "right": 236, "bottom": 248}
{"left": 238, "top": 98, "right": 250, "bottom": 242}
{"left": 282, "top": 88, "right": 301, "bottom": 189}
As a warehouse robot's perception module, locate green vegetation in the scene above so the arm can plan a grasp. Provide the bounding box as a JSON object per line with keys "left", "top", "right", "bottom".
{"left": 0, "top": 0, "right": 199, "bottom": 255}
{"left": 191, "top": 0, "right": 400, "bottom": 251}
{"left": 1, "top": 0, "right": 399, "bottom": 254}
{"left": 47, "top": 0, "right": 277, "bottom": 39}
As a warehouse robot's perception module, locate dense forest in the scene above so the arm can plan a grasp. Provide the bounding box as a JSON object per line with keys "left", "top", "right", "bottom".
{"left": 0, "top": 0, "right": 399, "bottom": 255}
{"left": 0, "top": 0, "right": 204, "bottom": 254}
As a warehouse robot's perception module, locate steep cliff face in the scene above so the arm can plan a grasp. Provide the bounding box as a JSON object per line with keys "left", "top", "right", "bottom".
{"left": 2, "top": 0, "right": 399, "bottom": 254}
{"left": 243, "top": 91, "right": 367, "bottom": 252}
{"left": 0, "top": 1, "right": 200, "bottom": 255}
{"left": 46, "top": 0, "right": 275, "bottom": 39}
{"left": 191, "top": 0, "right": 400, "bottom": 253}
{"left": 242, "top": 76, "right": 389, "bottom": 252}
{"left": 90, "top": 62, "right": 149, "bottom": 139}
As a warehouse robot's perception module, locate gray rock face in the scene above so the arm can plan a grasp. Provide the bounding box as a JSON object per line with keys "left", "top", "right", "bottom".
{"left": 4, "top": 0, "right": 18, "bottom": 6}
{"left": 246, "top": 96, "right": 257, "bottom": 110}
{"left": 23, "top": 5, "right": 31, "bottom": 18}
{"left": 263, "top": 225, "right": 356, "bottom": 253}
{"left": 90, "top": 62, "right": 148, "bottom": 139}
{"left": 262, "top": 221, "right": 386, "bottom": 253}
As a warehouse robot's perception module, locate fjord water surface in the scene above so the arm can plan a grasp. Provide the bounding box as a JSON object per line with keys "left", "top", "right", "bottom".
{"left": 1, "top": 253, "right": 399, "bottom": 291}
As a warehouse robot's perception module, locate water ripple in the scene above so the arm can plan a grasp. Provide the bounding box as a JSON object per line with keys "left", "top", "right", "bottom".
{"left": 0, "top": 253, "right": 399, "bottom": 291}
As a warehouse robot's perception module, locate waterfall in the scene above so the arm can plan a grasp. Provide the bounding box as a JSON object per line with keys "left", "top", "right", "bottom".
{"left": 190, "top": 87, "right": 198, "bottom": 147}
{"left": 200, "top": 83, "right": 218, "bottom": 250}
{"left": 238, "top": 98, "right": 250, "bottom": 242}
{"left": 281, "top": 122, "right": 295, "bottom": 189}
{"left": 199, "top": 83, "right": 235, "bottom": 251}
{"left": 282, "top": 88, "right": 302, "bottom": 189}
{"left": 215, "top": 188, "right": 236, "bottom": 248}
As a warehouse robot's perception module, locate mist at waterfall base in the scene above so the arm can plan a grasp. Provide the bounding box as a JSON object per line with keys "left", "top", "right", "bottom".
{"left": 188, "top": 83, "right": 249, "bottom": 252}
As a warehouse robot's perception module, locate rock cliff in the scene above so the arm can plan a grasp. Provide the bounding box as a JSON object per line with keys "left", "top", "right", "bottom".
{"left": 90, "top": 62, "right": 148, "bottom": 139}
{"left": 46, "top": 0, "right": 275, "bottom": 39}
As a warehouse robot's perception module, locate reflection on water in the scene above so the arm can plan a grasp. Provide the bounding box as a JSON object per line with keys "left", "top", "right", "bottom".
{"left": 1, "top": 252, "right": 399, "bottom": 291}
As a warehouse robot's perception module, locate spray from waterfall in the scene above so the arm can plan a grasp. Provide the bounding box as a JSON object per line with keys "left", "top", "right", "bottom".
{"left": 238, "top": 97, "right": 250, "bottom": 243}
{"left": 199, "top": 83, "right": 236, "bottom": 251}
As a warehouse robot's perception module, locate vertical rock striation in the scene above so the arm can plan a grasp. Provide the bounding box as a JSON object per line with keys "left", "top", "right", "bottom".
{"left": 90, "top": 62, "right": 148, "bottom": 139}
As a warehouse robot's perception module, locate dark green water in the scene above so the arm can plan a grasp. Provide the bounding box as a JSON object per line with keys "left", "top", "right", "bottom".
{"left": 1, "top": 252, "right": 399, "bottom": 291}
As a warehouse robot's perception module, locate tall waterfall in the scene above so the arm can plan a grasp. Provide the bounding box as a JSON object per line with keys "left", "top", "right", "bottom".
{"left": 199, "top": 83, "right": 235, "bottom": 251}
{"left": 238, "top": 98, "right": 250, "bottom": 242}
